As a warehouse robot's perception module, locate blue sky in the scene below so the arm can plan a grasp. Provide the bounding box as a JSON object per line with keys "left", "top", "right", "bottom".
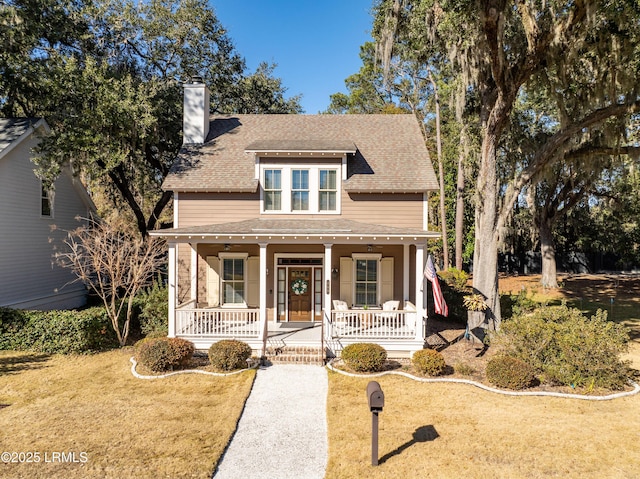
{"left": 212, "top": 1, "right": 374, "bottom": 114}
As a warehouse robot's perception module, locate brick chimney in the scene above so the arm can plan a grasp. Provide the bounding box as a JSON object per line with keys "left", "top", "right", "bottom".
{"left": 183, "top": 77, "right": 210, "bottom": 144}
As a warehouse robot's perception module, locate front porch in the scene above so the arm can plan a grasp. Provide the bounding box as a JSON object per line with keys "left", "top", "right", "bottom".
{"left": 173, "top": 303, "right": 426, "bottom": 359}
{"left": 158, "top": 218, "right": 440, "bottom": 359}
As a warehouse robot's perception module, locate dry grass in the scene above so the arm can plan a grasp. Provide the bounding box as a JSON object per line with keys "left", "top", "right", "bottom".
{"left": 326, "top": 372, "right": 640, "bottom": 479}
{"left": 326, "top": 274, "right": 640, "bottom": 478}
{"left": 0, "top": 349, "right": 255, "bottom": 478}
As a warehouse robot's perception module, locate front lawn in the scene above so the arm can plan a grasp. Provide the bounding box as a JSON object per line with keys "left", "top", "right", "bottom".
{"left": 0, "top": 349, "right": 255, "bottom": 478}
{"left": 326, "top": 371, "right": 640, "bottom": 478}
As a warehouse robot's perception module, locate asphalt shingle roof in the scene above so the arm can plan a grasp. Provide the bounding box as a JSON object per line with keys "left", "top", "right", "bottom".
{"left": 163, "top": 114, "right": 439, "bottom": 193}
{"left": 0, "top": 118, "right": 41, "bottom": 155}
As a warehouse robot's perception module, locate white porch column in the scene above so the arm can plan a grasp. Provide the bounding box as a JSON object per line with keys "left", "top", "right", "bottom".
{"left": 190, "top": 243, "right": 198, "bottom": 305}
{"left": 323, "top": 243, "right": 333, "bottom": 322}
{"left": 259, "top": 243, "right": 268, "bottom": 335}
{"left": 168, "top": 242, "right": 176, "bottom": 338}
{"left": 414, "top": 243, "right": 425, "bottom": 341}
{"left": 403, "top": 244, "right": 410, "bottom": 303}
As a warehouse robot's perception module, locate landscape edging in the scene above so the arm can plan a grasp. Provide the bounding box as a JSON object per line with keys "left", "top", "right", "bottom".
{"left": 326, "top": 360, "right": 640, "bottom": 401}
{"left": 129, "top": 357, "right": 258, "bottom": 379}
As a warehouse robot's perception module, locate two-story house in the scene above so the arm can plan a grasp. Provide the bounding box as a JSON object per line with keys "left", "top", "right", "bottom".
{"left": 0, "top": 118, "right": 95, "bottom": 310}
{"left": 152, "top": 80, "right": 440, "bottom": 359}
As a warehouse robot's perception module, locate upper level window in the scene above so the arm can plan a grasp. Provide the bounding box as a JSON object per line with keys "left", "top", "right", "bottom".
{"left": 264, "top": 169, "right": 281, "bottom": 211}
{"left": 291, "top": 169, "right": 309, "bottom": 211}
{"left": 261, "top": 164, "right": 340, "bottom": 214}
{"left": 319, "top": 169, "right": 337, "bottom": 211}
{"left": 41, "top": 182, "right": 53, "bottom": 218}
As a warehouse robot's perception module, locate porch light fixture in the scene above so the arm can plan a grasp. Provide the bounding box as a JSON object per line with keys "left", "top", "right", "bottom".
{"left": 224, "top": 244, "right": 231, "bottom": 251}
{"left": 331, "top": 268, "right": 339, "bottom": 277}
{"left": 367, "top": 245, "right": 373, "bottom": 252}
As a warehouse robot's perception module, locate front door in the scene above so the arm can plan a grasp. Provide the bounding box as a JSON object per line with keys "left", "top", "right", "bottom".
{"left": 288, "top": 268, "right": 312, "bottom": 321}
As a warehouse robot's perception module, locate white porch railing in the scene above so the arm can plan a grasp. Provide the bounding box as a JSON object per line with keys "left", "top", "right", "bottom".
{"left": 326, "top": 309, "right": 419, "bottom": 340}
{"left": 175, "top": 308, "right": 261, "bottom": 338}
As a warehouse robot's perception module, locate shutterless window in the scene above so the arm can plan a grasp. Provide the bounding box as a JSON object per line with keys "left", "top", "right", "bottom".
{"left": 264, "top": 169, "right": 282, "bottom": 211}
{"left": 41, "top": 182, "right": 52, "bottom": 217}
{"left": 222, "top": 258, "right": 245, "bottom": 305}
{"left": 319, "top": 169, "right": 337, "bottom": 211}
{"left": 291, "top": 169, "right": 309, "bottom": 211}
{"left": 355, "top": 259, "right": 377, "bottom": 307}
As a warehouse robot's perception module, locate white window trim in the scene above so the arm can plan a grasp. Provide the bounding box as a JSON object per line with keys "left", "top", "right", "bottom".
{"left": 219, "top": 252, "right": 249, "bottom": 308}
{"left": 40, "top": 180, "right": 54, "bottom": 219}
{"left": 259, "top": 163, "right": 341, "bottom": 215}
{"left": 352, "top": 253, "right": 382, "bottom": 307}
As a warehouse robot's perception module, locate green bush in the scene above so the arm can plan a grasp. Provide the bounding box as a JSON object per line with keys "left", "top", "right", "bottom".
{"left": 208, "top": 340, "right": 253, "bottom": 371}
{"left": 0, "top": 307, "right": 117, "bottom": 354}
{"left": 438, "top": 268, "right": 469, "bottom": 291}
{"left": 486, "top": 355, "right": 537, "bottom": 390}
{"left": 412, "top": 348, "right": 446, "bottom": 376}
{"left": 138, "top": 279, "right": 168, "bottom": 337}
{"left": 500, "top": 289, "right": 539, "bottom": 320}
{"left": 0, "top": 308, "right": 28, "bottom": 349}
{"left": 496, "top": 304, "right": 631, "bottom": 389}
{"left": 135, "top": 337, "right": 195, "bottom": 372}
{"left": 340, "top": 343, "right": 387, "bottom": 372}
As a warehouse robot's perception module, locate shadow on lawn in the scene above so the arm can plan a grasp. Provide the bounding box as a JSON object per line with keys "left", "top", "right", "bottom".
{"left": 379, "top": 425, "right": 440, "bottom": 464}
{"left": 0, "top": 353, "right": 50, "bottom": 376}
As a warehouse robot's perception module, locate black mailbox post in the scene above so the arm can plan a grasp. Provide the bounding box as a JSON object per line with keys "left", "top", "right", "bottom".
{"left": 366, "top": 381, "right": 384, "bottom": 465}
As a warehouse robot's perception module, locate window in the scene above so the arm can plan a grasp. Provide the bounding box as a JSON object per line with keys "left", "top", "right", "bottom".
{"left": 264, "top": 169, "right": 281, "bottom": 211}
{"left": 291, "top": 169, "right": 309, "bottom": 211}
{"left": 319, "top": 169, "right": 337, "bottom": 211}
{"left": 222, "top": 257, "right": 245, "bottom": 305}
{"left": 355, "top": 258, "right": 378, "bottom": 307}
{"left": 260, "top": 164, "right": 340, "bottom": 214}
{"left": 41, "top": 182, "right": 53, "bottom": 217}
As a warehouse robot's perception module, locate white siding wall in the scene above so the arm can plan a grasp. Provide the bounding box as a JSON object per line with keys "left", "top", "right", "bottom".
{"left": 0, "top": 133, "right": 90, "bottom": 309}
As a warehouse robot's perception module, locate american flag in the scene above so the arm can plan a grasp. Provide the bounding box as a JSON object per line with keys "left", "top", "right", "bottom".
{"left": 424, "top": 255, "right": 448, "bottom": 317}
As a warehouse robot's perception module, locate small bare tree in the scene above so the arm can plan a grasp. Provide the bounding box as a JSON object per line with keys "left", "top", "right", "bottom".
{"left": 57, "top": 217, "right": 165, "bottom": 346}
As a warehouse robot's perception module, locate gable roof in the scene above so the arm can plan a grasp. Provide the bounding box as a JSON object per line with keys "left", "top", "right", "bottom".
{"left": 163, "top": 114, "right": 439, "bottom": 193}
{"left": 0, "top": 118, "right": 49, "bottom": 160}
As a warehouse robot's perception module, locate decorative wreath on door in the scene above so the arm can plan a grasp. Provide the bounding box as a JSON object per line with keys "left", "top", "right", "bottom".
{"left": 291, "top": 278, "right": 308, "bottom": 295}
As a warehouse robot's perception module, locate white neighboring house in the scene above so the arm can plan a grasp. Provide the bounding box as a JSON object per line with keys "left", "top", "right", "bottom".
{"left": 0, "top": 118, "right": 96, "bottom": 310}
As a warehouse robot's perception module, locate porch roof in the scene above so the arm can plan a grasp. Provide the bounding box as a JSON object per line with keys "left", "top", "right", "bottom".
{"left": 152, "top": 218, "right": 439, "bottom": 243}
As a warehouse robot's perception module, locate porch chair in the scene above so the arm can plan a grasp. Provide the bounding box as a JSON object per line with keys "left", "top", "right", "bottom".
{"left": 375, "top": 300, "right": 400, "bottom": 327}
{"left": 332, "top": 300, "right": 357, "bottom": 331}
{"left": 404, "top": 300, "right": 417, "bottom": 330}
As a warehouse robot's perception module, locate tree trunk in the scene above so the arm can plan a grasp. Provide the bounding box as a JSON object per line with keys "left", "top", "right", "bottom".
{"left": 455, "top": 129, "right": 466, "bottom": 271}
{"left": 470, "top": 93, "right": 510, "bottom": 331}
{"left": 539, "top": 216, "right": 558, "bottom": 288}
{"left": 429, "top": 71, "right": 449, "bottom": 268}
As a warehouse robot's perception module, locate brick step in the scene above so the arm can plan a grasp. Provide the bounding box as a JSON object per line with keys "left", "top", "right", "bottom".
{"left": 264, "top": 346, "right": 326, "bottom": 365}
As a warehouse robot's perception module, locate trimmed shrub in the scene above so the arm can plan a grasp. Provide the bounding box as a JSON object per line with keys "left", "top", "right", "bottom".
{"left": 412, "top": 348, "right": 446, "bottom": 376}
{"left": 1, "top": 307, "right": 117, "bottom": 354}
{"left": 138, "top": 279, "right": 169, "bottom": 337}
{"left": 167, "top": 337, "right": 195, "bottom": 366}
{"left": 486, "top": 355, "right": 536, "bottom": 390}
{"left": 135, "top": 337, "right": 195, "bottom": 372}
{"left": 208, "top": 340, "right": 253, "bottom": 371}
{"left": 495, "top": 305, "right": 631, "bottom": 389}
{"left": 340, "top": 343, "right": 387, "bottom": 372}
{"left": 138, "top": 339, "right": 173, "bottom": 372}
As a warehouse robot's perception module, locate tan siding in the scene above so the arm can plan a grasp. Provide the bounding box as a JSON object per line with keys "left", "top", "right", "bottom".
{"left": 341, "top": 192, "right": 423, "bottom": 228}
{"left": 178, "top": 192, "right": 260, "bottom": 227}
{"left": 0, "top": 134, "right": 88, "bottom": 309}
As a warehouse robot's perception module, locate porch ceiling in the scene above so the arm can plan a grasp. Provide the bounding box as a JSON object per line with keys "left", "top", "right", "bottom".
{"left": 151, "top": 218, "right": 440, "bottom": 243}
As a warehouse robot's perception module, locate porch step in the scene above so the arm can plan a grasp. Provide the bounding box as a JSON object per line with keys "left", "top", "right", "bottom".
{"left": 264, "top": 346, "right": 326, "bottom": 366}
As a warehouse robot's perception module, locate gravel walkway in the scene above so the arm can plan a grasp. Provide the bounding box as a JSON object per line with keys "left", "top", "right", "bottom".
{"left": 212, "top": 364, "right": 328, "bottom": 479}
